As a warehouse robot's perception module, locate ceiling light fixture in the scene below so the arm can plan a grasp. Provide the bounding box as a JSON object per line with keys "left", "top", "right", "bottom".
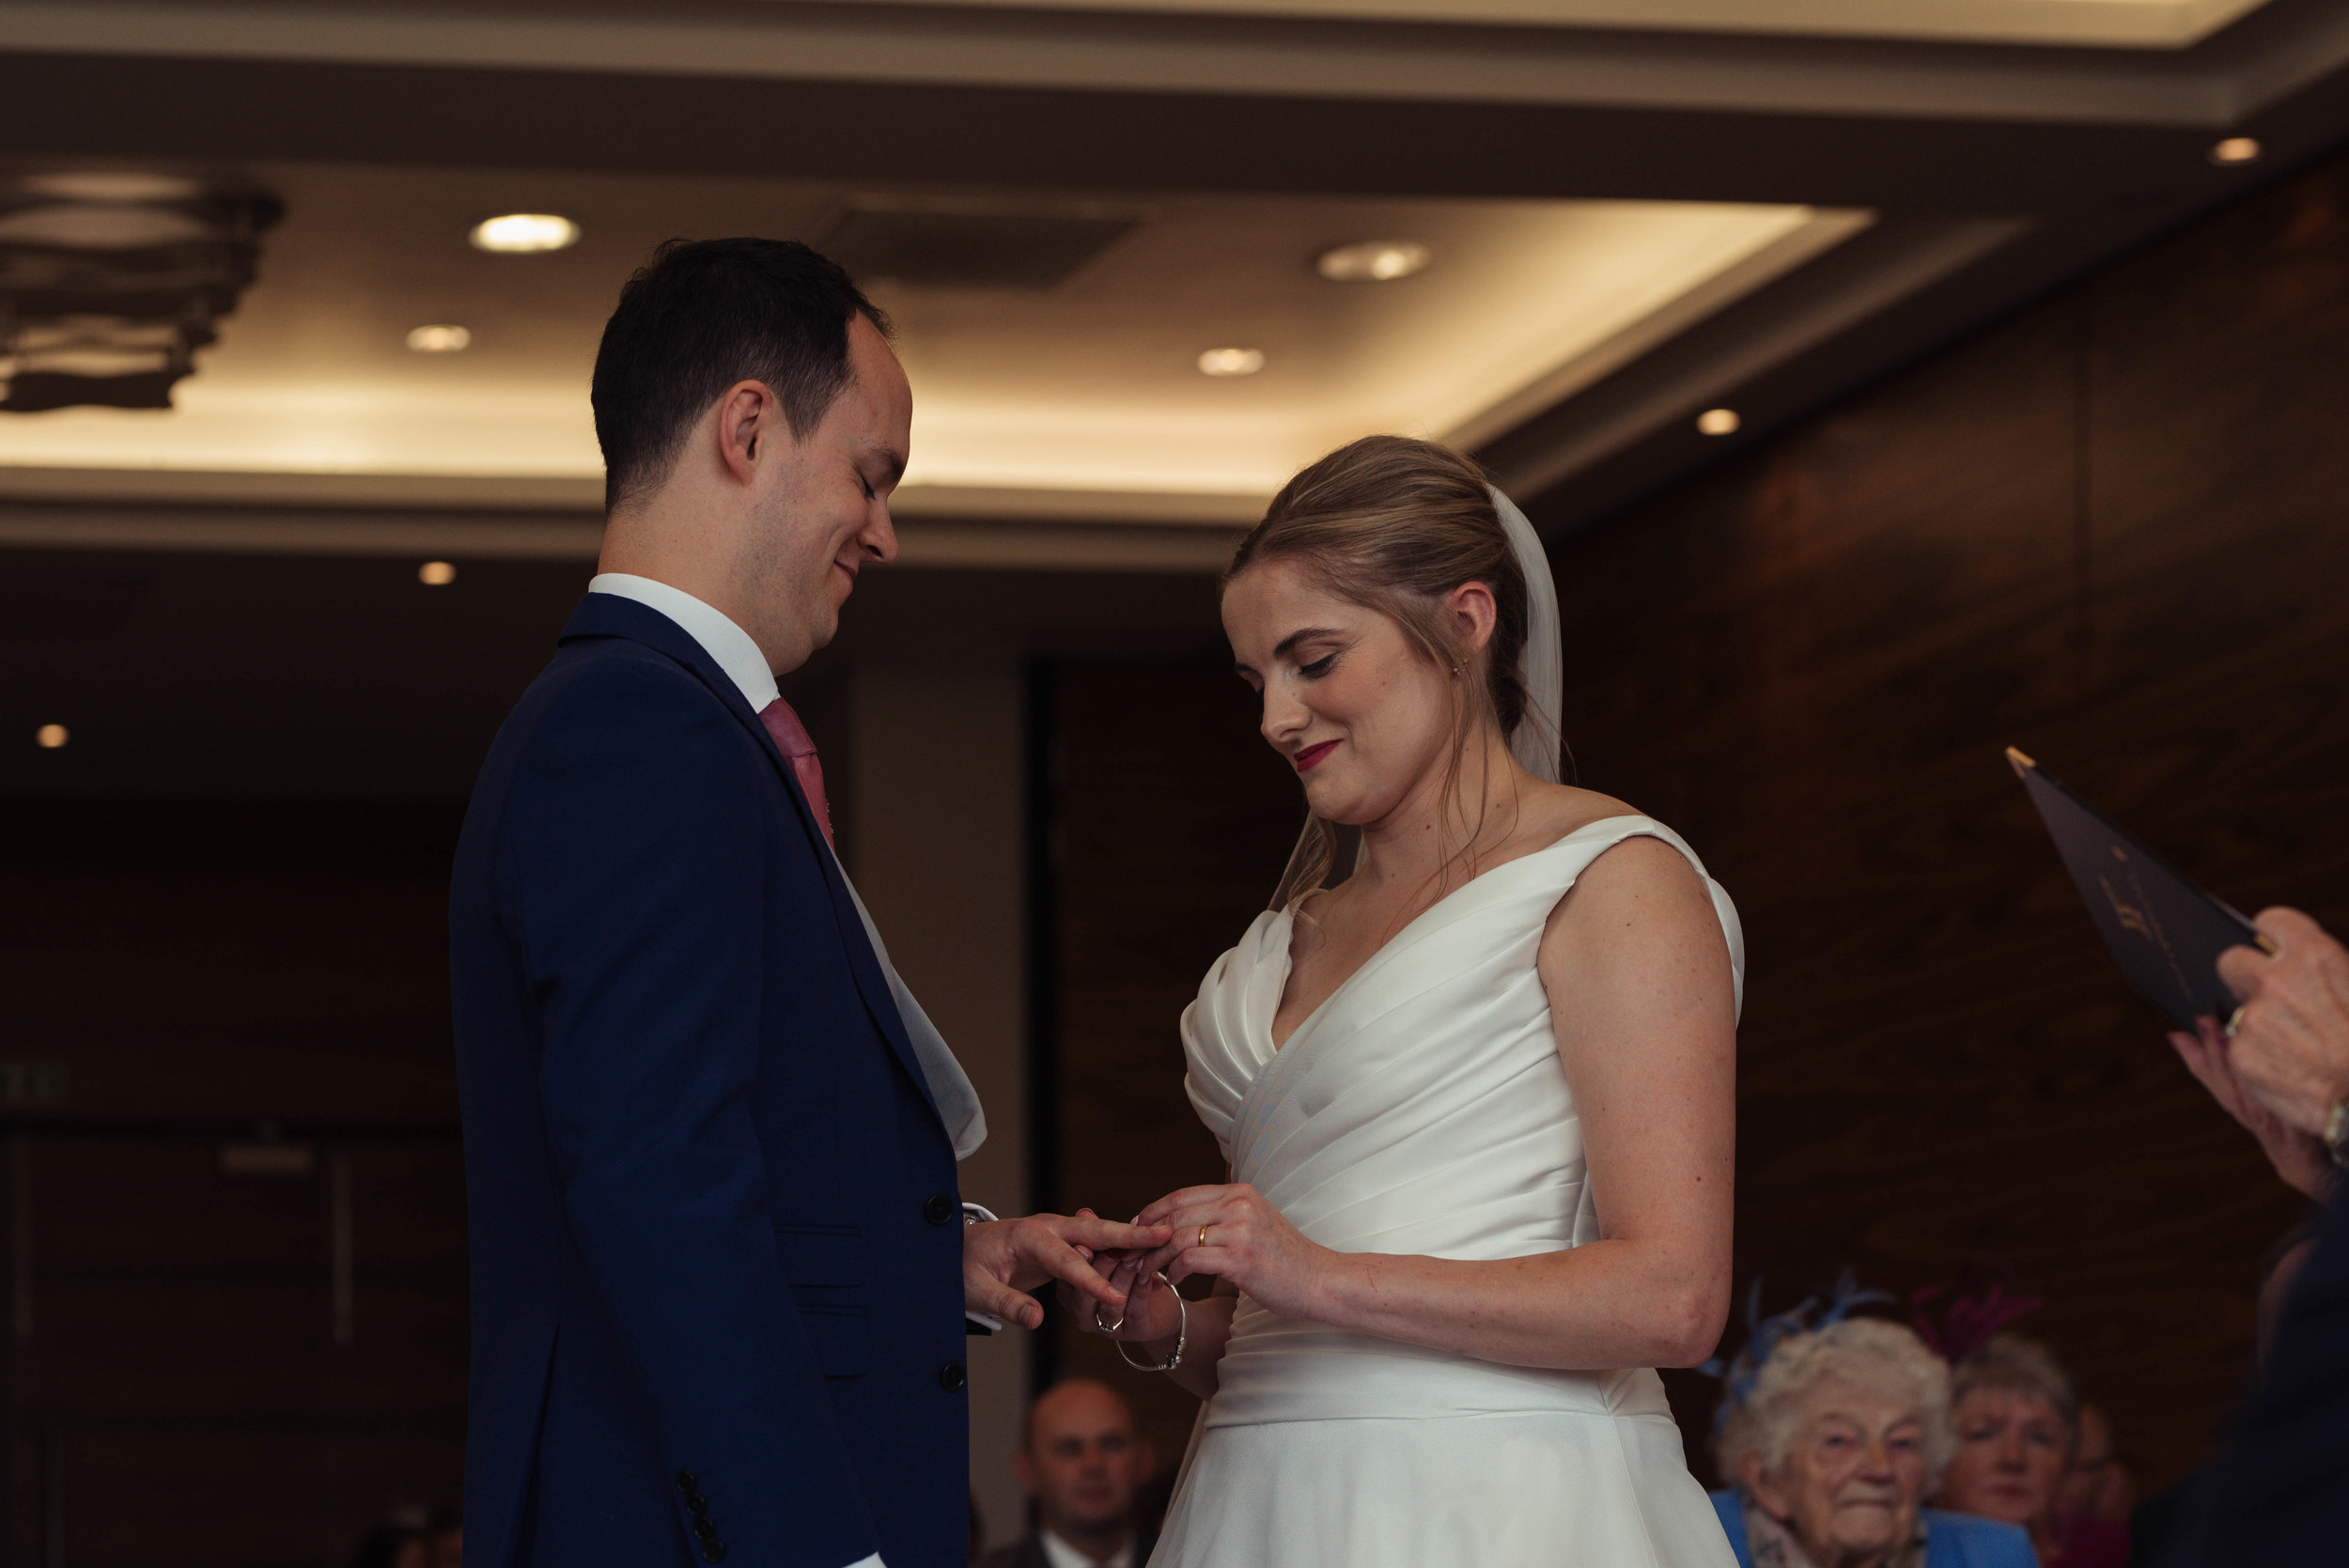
{"left": 469, "top": 213, "right": 581, "bottom": 254}
{"left": 2209, "top": 136, "right": 2263, "bottom": 165}
{"left": 1198, "top": 347, "right": 1267, "bottom": 378}
{"left": 419, "top": 561, "right": 458, "bottom": 586}
{"left": 1315, "top": 240, "right": 1433, "bottom": 283}
{"left": 35, "top": 723, "right": 67, "bottom": 749}
{"left": 406, "top": 324, "right": 472, "bottom": 353}
{"left": 1696, "top": 408, "right": 1741, "bottom": 436}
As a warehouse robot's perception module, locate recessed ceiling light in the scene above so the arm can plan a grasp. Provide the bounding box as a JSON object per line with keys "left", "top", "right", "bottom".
{"left": 469, "top": 213, "right": 581, "bottom": 254}
{"left": 2209, "top": 136, "right": 2263, "bottom": 165}
{"left": 1696, "top": 407, "right": 1741, "bottom": 436}
{"left": 35, "top": 723, "right": 67, "bottom": 749}
{"left": 419, "top": 561, "right": 458, "bottom": 585}
{"left": 1315, "top": 240, "right": 1433, "bottom": 283}
{"left": 1198, "top": 347, "right": 1267, "bottom": 378}
{"left": 406, "top": 324, "right": 473, "bottom": 353}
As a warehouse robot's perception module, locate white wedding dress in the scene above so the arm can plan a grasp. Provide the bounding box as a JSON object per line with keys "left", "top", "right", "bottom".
{"left": 1149, "top": 813, "right": 1745, "bottom": 1568}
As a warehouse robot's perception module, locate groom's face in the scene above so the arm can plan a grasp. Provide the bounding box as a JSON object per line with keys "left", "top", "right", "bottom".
{"left": 736, "top": 314, "right": 911, "bottom": 671}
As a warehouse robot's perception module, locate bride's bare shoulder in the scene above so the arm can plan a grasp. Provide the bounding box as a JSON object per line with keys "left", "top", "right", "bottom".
{"left": 1517, "top": 782, "right": 1643, "bottom": 842}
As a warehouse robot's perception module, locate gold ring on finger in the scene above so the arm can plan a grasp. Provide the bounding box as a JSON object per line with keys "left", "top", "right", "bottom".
{"left": 2227, "top": 1004, "right": 2249, "bottom": 1039}
{"left": 1198, "top": 1224, "right": 1210, "bottom": 1249}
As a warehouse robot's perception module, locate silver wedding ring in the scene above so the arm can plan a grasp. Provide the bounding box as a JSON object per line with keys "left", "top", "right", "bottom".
{"left": 1093, "top": 1296, "right": 1128, "bottom": 1334}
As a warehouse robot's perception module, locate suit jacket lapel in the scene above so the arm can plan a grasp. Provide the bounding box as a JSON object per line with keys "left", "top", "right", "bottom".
{"left": 557, "top": 595, "right": 946, "bottom": 1129}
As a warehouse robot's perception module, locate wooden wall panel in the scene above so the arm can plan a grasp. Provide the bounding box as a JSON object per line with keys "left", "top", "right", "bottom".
{"left": 1044, "top": 662, "right": 1302, "bottom": 1484}
{"left": 0, "top": 800, "right": 467, "bottom": 1566}
{"left": 1538, "top": 150, "right": 2349, "bottom": 1487}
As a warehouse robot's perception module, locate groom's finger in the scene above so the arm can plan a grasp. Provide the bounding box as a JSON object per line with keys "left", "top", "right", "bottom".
{"left": 1048, "top": 1213, "right": 1173, "bottom": 1254}
{"left": 1029, "top": 1236, "right": 1131, "bottom": 1309}
{"left": 971, "top": 1278, "right": 1045, "bottom": 1331}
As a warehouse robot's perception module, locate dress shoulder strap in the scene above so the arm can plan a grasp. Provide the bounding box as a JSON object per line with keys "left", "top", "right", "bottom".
{"left": 1535, "top": 815, "right": 1746, "bottom": 1020}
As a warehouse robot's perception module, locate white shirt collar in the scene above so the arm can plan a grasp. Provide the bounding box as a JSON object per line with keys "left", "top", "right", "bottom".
{"left": 1038, "top": 1529, "right": 1134, "bottom": 1568}
{"left": 587, "top": 573, "right": 779, "bottom": 712}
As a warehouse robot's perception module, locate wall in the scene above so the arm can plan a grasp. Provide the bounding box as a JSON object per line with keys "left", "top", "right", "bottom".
{"left": 1042, "top": 662, "right": 1304, "bottom": 1490}
{"left": 1534, "top": 146, "right": 2349, "bottom": 1485}
{"left": 846, "top": 660, "right": 1034, "bottom": 1552}
{"left": 0, "top": 799, "right": 468, "bottom": 1567}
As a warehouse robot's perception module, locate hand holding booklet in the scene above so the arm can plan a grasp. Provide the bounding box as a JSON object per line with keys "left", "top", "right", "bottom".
{"left": 2007, "top": 747, "right": 2275, "bottom": 1029}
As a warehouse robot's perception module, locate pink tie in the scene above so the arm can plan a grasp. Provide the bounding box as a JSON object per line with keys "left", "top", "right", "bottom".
{"left": 758, "top": 697, "right": 833, "bottom": 847}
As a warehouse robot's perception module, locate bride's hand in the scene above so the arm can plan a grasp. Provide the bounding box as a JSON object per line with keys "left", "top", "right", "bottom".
{"left": 1135, "top": 1183, "right": 1330, "bottom": 1320}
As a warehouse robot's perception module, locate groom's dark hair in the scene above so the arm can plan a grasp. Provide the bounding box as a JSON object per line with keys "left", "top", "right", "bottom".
{"left": 591, "top": 237, "right": 892, "bottom": 513}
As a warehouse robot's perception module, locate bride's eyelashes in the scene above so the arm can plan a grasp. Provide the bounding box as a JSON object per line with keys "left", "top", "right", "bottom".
{"left": 1298, "top": 654, "right": 1338, "bottom": 681}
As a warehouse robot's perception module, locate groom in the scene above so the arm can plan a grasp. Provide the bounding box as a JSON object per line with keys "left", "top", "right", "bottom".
{"left": 450, "top": 239, "right": 1164, "bottom": 1568}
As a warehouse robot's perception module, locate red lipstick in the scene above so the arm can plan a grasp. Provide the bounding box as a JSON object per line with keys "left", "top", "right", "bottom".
{"left": 1294, "top": 740, "right": 1338, "bottom": 772}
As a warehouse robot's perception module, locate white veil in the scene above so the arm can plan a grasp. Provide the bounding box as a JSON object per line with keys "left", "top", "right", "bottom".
{"left": 1271, "top": 483, "right": 1562, "bottom": 905}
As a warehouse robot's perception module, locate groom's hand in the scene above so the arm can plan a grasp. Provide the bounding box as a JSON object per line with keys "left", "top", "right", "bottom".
{"left": 964, "top": 1213, "right": 1172, "bottom": 1331}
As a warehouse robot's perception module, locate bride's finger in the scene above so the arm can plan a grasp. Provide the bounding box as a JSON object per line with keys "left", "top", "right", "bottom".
{"left": 1133, "top": 1185, "right": 1239, "bottom": 1227}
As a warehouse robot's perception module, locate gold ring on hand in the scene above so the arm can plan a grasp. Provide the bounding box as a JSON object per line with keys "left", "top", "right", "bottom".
{"left": 2227, "top": 1004, "right": 2249, "bottom": 1039}
{"left": 1198, "top": 1224, "right": 1210, "bottom": 1249}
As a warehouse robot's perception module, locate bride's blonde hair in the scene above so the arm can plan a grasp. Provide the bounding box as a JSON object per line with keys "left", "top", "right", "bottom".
{"left": 1222, "top": 435, "right": 1551, "bottom": 908}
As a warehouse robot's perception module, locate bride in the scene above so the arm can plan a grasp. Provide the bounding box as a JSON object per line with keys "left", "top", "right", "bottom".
{"left": 1072, "top": 435, "right": 1743, "bottom": 1565}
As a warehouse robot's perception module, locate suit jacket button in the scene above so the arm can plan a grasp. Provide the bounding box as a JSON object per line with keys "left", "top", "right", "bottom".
{"left": 940, "top": 1359, "right": 967, "bottom": 1391}
{"left": 675, "top": 1470, "right": 697, "bottom": 1494}
{"left": 687, "top": 1495, "right": 709, "bottom": 1519}
{"left": 701, "top": 1543, "right": 726, "bottom": 1563}
{"left": 925, "top": 1193, "right": 957, "bottom": 1225}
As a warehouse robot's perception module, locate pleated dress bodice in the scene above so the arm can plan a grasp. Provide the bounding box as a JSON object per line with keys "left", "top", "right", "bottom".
{"left": 1178, "top": 815, "right": 1745, "bottom": 1430}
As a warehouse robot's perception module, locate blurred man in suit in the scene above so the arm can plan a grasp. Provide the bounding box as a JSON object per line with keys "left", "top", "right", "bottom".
{"left": 982, "top": 1381, "right": 1159, "bottom": 1568}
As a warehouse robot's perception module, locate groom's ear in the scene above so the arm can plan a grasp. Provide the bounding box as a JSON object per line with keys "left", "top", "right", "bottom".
{"left": 713, "top": 379, "right": 775, "bottom": 486}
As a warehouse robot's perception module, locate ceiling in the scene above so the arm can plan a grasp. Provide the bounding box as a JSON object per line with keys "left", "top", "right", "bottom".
{"left": 0, "top": 162, "right": 1859, "bottom": 506}
{"left": 0, "top": 0, "right": 2340, "bottom": 576}
{"left": 3, "top": 0, "right": 2347, "bottom": 797}
{"left": 829, "top": 0, "right": 2278, "bottom": 49}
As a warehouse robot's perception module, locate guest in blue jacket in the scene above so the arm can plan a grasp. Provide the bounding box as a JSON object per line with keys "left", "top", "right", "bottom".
{"left": 1709, "top": 1316, "right": 2037, "bottom": 1568}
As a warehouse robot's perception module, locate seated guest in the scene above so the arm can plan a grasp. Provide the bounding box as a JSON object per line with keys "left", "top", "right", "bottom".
{"left": 2055, "top": 1406, "right": 2132, "bottom": 1538}
{"left": 982, "top": 1379, "right": 1158, "bottom": 1568}
{"left": 1712, "top": 1315, "right": 2034, "bottom": 1568}
{"left": 1937, "top": 1334, "right": 2124, "bottom": 1568}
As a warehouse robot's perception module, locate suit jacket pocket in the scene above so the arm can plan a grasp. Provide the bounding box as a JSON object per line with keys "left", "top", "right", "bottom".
{"left": 773, "top": 1222, "right": 869, "bottom": 1378}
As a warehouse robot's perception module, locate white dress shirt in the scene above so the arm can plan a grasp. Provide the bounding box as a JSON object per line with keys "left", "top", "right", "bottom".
{"left": 1040, "top": 1529, "right": 1138, "bottom": 1568}
{"left": 586, "top": 573, "right": 996, "bottom": 1568}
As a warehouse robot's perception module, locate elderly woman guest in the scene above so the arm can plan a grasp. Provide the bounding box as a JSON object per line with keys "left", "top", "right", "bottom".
{"left": 1935, "top": 1335, "right": 2124, "bottom": 1568}
{"left": 1711, "top": 1318, "right": 2034, "bottom": 1568}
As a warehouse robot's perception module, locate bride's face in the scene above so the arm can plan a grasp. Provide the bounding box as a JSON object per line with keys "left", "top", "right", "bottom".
{"left": 1222, "top": 558, "right": 1486, "bottom": 829}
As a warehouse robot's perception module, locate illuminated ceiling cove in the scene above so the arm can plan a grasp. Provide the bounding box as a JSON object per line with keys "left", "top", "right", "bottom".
{"left": 0, "top": 163, "right": 1866, "bottom": 521}
{"left": 827, "top": 0, "right": 2273, "bottom": 48}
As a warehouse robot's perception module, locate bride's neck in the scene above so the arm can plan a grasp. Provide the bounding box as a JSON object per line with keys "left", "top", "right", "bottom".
{"left": 1353, "top": 724, "right": 1531, "bottom": 899}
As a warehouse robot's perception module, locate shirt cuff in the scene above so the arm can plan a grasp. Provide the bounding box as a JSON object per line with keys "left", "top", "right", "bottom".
{"left": 963, "top": 1203, "right": 1003, "bottom": 1331}
{"left": 843, "top": 1556, "right": 885, "bottom": 1568}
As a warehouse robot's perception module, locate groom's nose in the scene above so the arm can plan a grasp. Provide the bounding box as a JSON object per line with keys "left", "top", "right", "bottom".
{"left": 860, "top": 504, "right": 898, "bottom": 566}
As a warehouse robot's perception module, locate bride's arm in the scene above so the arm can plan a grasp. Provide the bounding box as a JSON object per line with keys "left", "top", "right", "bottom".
{"left": 1134, "top": 836, "right": 1737, "bottom": 1371}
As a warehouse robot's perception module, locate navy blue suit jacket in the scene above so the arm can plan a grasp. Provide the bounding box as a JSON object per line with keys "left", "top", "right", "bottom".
{"left": 451, "top": 593, "right": 969, "bottom": 1568}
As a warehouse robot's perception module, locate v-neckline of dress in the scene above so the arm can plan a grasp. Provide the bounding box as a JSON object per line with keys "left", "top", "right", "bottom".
{"left": 1264, "top": 814, "right": 1648, "bottom": 1056}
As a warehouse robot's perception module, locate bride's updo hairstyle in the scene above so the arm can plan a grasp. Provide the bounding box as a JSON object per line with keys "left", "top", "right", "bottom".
{"left": 1224, "top": 434, "right": 1540, "bottom": 906}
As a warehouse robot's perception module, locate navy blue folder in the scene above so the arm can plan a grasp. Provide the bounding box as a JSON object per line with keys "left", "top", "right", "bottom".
{"left": 2007, "top": 747, "right": 2269, "bottom": 1029}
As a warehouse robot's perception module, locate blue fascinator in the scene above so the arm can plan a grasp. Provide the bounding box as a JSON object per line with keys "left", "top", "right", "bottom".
{"left": 1698, "top": 1271, "right": 1892, "bottom": 1432}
